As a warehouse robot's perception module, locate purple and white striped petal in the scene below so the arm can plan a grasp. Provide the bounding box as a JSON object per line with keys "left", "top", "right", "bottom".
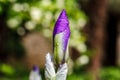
{"left": 45, "top": 53, "right": 56, "bottom": 80}
{"left": 56, "top": 63, "right": 68, "bottom": 80}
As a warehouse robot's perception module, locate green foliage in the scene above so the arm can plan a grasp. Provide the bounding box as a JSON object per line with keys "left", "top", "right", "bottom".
{"left": 0, "top": 64, "right": 15, "bottom": 76}
{"left": 100, "top": 67, "right": 120, "bottom": 80}
{"left": 0, "top": 67, "right": 120, "bottom": 80}
{"left": 0, "top": 0, "right": 88, "bottom": 51}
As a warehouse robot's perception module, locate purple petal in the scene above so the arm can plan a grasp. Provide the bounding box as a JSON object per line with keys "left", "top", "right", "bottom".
{"left": 62, "top": 27, "right": 70, "bottom": 51}
{"left": 53, "top": 9, "right": 70, "bottom": 36}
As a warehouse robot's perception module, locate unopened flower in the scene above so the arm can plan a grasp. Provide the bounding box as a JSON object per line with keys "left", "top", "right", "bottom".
{"left": 45, "top": 9, "right": 70, "bottom": 80}
{"left": 53, "top": 9, "right": 70, "bottom": 65}
{"left": 29, "top": 65, "right": 42, "bottom": 80}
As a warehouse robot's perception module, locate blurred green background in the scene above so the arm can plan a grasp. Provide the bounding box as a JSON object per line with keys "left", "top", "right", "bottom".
{"left": 0, "top": 0, "right": 120, "bottom": 80}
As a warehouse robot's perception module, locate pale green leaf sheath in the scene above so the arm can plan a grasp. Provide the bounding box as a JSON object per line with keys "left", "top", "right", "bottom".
{"left": 54, "top": 32, "right": 69, "bottom": 65}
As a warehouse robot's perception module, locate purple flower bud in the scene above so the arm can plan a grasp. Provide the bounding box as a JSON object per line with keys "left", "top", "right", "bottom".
{"left": 53, "top": 9, "right": 70, "bottom": 65}
{"left": 29, "top": 65, "right": 42, "bottom": 80}
{"left": 33, "top": 65, "right": 39, "bottom": 72}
